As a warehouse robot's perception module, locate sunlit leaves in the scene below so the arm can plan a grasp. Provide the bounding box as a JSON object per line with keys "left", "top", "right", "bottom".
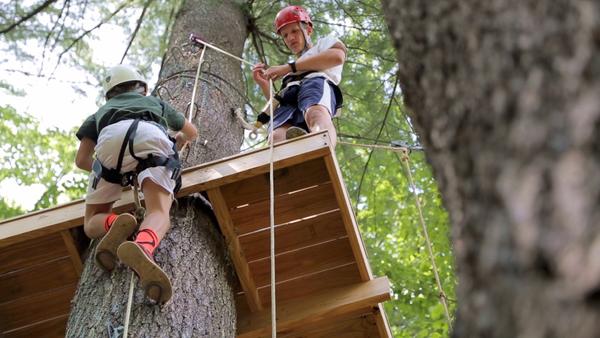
{"left": 0, "top": 105, "right": 87, "bottom": 218}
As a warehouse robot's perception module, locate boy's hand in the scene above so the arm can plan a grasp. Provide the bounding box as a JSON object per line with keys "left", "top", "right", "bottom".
{"left": 175, "top": 132, "right": 189, "bottom": 151}
{"left": 264, "top": 64, "right": 291, "bottom": 81}
{"left": 252, "top": 63, "right": 269, "bottom": 87}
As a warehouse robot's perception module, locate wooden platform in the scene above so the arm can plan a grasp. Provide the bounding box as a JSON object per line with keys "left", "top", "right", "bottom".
{"left": 0, "top": 131, "right": 391, "bottom": 337}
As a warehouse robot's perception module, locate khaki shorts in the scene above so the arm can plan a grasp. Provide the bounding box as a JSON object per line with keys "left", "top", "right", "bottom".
{"left": 85, "top": 120, "right": 176, "bottom": 205}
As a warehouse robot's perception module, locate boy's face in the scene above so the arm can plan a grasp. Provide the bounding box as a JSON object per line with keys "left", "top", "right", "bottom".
{"left": 280, "top": 23, "right": 312, "bottom": 55}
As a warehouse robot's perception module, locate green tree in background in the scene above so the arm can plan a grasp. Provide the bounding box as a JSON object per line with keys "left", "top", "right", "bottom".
{"left": 0, "top": 105, "right": 87, "bottom": 216}
{"left": 0, "top": 0, "right": 456, "bottom": 335}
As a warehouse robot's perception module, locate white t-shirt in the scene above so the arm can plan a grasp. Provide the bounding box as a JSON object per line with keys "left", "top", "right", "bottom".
{"left": 296, "top": 33, "right": 344, "bottom": 85}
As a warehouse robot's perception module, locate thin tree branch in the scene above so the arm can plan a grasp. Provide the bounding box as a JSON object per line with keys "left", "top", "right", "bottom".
{"left": 355, "top": 74, "right": 400, "bottom": 209}
{"left": 51, "top": 0, "right": 131, "bottom": 76}
{"left": 0, "top": 0, "right": 59, "bottom": 35}
{"left": 120, "top": 0, "right": 154, "bottom": 64}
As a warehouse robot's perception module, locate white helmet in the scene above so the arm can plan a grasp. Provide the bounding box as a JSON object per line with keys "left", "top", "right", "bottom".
{"left": 103, "top": 65, "right": 147, "bottom": 95}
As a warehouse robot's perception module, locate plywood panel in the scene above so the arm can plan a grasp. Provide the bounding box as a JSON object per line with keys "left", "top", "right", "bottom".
{"left": 0, "top": 233, "right": 68, "bottom": 274}
{"left": 0, "top": 257, "right": 78, "bottom": 303}
{"left": 279, "top": 312, "right": 379, "bottom": 338}
{"left": 221, "top": 157, "right": 330, "bottom": 208}
{"left": 231, "top": 182, "right": 339, "bottom": 236}
{"left": 3, "top": 314, "right": 67, "bottom": 338}
{"left": 239, "top": 210, "right": 346, "bottom": 262}
{"left": 323, "top": 154, "right": 373, "bottom": 281}
{"left": 208, "top": 188, "right": 262, "bottom": 312}
{"left": 249, "top": 237, "right": 355, "bottom": 287}
{"left": 237, "top": 277, "right": 390, "bottom": 337}
{"left": 257, "top": 263, "right": 362, "bottom": 306}
{"left": 0, "top": 284, "right": 76, "bottom": 332}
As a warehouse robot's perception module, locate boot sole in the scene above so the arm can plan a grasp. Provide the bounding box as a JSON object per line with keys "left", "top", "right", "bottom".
{"left": 95, "top": 214, "right": 138, "bottom": 272}
{"left": 285, "top": 126, "right": 308, "bottom": 140}
{"left": 117, "top": 241, "right": 172, "bottom": 304}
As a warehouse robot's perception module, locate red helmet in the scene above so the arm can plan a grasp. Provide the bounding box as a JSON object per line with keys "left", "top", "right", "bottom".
{"left": 274, "top": 5, "right": 313, "bottom": 34}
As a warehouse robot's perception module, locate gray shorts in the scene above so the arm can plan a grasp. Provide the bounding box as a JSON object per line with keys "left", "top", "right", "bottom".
{"left": 85, "top": 120, "right": 176, "bottom": 205}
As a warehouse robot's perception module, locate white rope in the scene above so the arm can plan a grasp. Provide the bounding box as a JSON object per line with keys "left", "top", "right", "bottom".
{"left": 123, "top": 179, "right": 145, "bottom": 337}
{"left": 122, "top": 272, "right": 136, "bottom": 338}
{"left": 338, "top": 140, "right": 409, "bottom": 153}
{"left": 180, "top": 45, "right": 206, "bottom": 154}
{"left": 399, "top": 149, "right": 452, "bottom": 329}
{"left": 188, "top": 45, "right": 206, "bottom": 120}
{"left": 268, "top": 79, "right": 277, "bottom": 337}
{"left": 189, "top": 34, "right": 254, "bottom": 67}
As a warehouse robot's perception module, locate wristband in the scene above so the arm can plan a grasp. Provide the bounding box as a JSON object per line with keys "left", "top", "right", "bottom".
{"left": 288, "top": 61, "right": 297, "bottom": 73}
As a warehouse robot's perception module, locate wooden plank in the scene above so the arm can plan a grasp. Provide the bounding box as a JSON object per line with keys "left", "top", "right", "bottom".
{"left": 220, "top": 157, "right": 330, "bottom": 208}
{"left": 0, "top": 131, "right": 332, "bottom": 248}
{"left": 178, "top": 131, "right": 331, "bottom": 199}
{"left": 207, "top": 188, "right": 262, "bottom": 313}
{"left": 256, "top": 263, "right": 362, "bottom": 306}
{"left": 0, "top": 257, "right": 78, "bottom": 303}
{"left": 231, "top": 182, "right": 339, "bottom": 236}
{"left": 374, "top": 303, "right": 393, "bottom": 338}
{"left": 3, "top": 314, "right": 67, "bottom": 338}
{"left": 237, "top": 277, "right": 391, "bottom": 337}
{"left": 0, "top": 191, "right": 137, "bottom": 249}
{"left": 249, "top": 237, "right": 356, "bottom": 287}
{"left": 0, "top": 284, "right": 76, "bottom": 332}
{"left": 323, "top": 154, "right": 373, "bottom": 281}
{"left": 0, "top": 233, "right": 68, "bottom": 274}
{"left": 279, "top": 312, "right": 379, "bottom": 338}
{"left": 61, "top": 230, "right": 83, "bottom": 276}
{"left": 239, "top": 209, "right": 346, "bottom": 262}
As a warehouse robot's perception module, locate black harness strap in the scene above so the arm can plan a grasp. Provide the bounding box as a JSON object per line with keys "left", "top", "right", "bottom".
{"left": 92, "top": 118, "right": 182, "bottom": 193}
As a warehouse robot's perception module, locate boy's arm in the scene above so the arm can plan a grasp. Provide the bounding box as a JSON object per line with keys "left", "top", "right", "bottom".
{"left": 295, "top": 42, "right": 346, "bottom": 72}
{"left": 175, "top": 120, "right": 198, "bottom": 150}
{"left": 75, "top": 137, "right": 96, "bottom": 172}
{"left": 264, "top": 43, "right": 346, "bottom": 80}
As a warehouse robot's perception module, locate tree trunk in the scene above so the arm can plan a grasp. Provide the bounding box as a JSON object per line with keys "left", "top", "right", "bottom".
{"left": 67, "top": 1, "right": 248, "bottom": 336}
{"left": 381, "top": 0, "right": 600, "bottom": 337}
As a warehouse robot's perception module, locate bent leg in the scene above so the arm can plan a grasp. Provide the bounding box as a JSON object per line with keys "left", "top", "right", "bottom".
{"left": 272, "top": 122, "right": 292, "bottom": 144}
{"left": 139, "top": 179, "right": 173, "bottom": 240}
{"left": 84, "top": 203, "right": 115, "bottom": 239}
{"left": 305, "top": 104, "right": 337, "bottom": 147}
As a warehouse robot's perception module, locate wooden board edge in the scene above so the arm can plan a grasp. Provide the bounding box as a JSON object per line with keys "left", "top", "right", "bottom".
{"left": 322, "top": 153, "right": 373, "bottom": 280}
{"left": 207, "top": 188, "right": 262, "bottom": 312}
{"left": 237, "top": 276, "right": 391, "bottom": 337}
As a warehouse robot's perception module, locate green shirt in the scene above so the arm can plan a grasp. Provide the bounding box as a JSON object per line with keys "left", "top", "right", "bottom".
{"left": 76, "top": 92, "right": 185, "bottom": 142}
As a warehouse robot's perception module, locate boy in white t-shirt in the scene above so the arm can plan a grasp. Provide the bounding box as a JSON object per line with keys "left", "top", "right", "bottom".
{"left": 252, "top": 5, "right": 346, "bottom": 146}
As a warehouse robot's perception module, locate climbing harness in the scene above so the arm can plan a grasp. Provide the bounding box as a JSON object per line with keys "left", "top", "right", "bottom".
{"left": 91, "top": 118, "right": 183, "bottom": 193}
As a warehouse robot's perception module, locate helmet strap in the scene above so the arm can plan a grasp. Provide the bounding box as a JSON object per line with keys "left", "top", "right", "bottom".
{"left": 299, "top": 22, "right": 312, "bottom": 56}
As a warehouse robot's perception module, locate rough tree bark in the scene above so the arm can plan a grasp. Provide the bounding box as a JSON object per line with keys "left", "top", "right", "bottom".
{"left": 381, "top": 1, "right": 600, "bottom": 337}
{"left": 67, "top": 1, "right": 248, "bottom": 336}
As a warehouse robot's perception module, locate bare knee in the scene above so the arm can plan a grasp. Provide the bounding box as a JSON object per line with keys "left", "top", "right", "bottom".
{"left": 305, "top": 105, "right": 329, "bottom": 122}
{"left": 84, "top": 203, "right": 113, "bottom": 238}
{"left": 271, "top": 124, "right": 291, "bottom": 144}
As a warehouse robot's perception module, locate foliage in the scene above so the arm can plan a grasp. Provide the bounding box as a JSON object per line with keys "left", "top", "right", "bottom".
{"left": 0, "top": 0, "right": 456, "bottom": 335}
{"left": 0, "top": 105, "right": 87, "bottom": 218}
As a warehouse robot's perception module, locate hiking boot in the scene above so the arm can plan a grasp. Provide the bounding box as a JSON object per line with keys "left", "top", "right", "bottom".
{"left": 117, "top": 241, "right": 173, "bottom": 304}
{"left": 95, "top": 213, "right": 138, "bottom": 272}
{"left": 285, "top": 126, "right": 308, "bottom": 140}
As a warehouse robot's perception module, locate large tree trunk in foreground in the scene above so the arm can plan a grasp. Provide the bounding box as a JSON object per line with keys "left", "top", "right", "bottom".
{"left": 382, "top": 1, "right": 600, "bottom": 337}
{"left": 67, "top": 1, "right": 247, "bottom": 336}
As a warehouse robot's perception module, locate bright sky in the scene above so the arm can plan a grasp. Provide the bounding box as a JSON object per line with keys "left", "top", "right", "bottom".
{"left": 0, "top": 23, "right": 142, "bottom": 210}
